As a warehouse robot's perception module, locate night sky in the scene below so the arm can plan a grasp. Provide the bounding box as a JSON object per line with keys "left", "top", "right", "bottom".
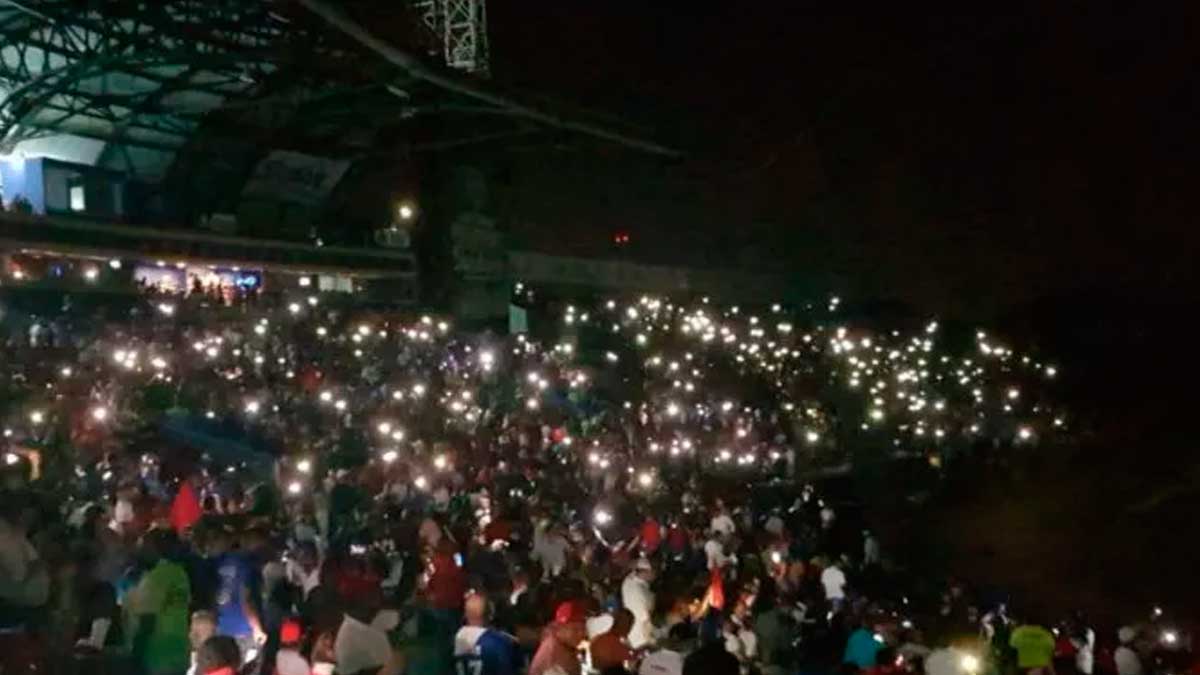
{"left": 487, "top": 2, "right": 1199, "bottom": 320}
{"left": 480, "top": 4, "right": 1200, "bottom": 611}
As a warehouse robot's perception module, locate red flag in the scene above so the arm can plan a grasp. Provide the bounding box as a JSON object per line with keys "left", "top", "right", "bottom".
{"left": 169, "top": 481, "right": 202, "bottom": 534}
{"left": 708, "top": 567, "right": 725, "bottom": 610}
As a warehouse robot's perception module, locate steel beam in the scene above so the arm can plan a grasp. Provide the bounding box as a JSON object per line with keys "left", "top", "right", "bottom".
{"left": 298, "top": 0, "right": 682, "bottom": 158}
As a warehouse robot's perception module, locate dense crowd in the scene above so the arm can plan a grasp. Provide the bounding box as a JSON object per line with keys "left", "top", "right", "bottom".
{"left": 0, "top": 279, "right": 1182, "bottom": 675}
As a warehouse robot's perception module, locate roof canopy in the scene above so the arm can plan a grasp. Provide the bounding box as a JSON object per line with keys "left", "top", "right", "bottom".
{"left": 0, "top": 0, "right": 675, "bottom": 180}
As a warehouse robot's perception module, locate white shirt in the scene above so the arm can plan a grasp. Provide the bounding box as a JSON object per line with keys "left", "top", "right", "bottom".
{"left": 764, "top": 515, "right": 785, "bottom": 537}
{"left": 864, "top": 536, "right": 881, "bottom": 565}
{"left": 820, "top": 565, "right": 846, "bottom": 600}
{"left": 639, "top": 649, "right": 684, "bottom": 675}
{"left": 710, "top": 513, "right": 736, "bottom": 537}
{"left": 819, "top": 506, "right": 835, "bottom": 528}
{"left": 724, "top": 627, "right": 757, "bottom": 661}
{"left": 455, "top": 625, "right": 489, "bottom": 656}
{"left": 335, "top": 614, "right": 392, "bottom": 675}
{"left": 285, "top": 559, "right": 321, "bottom": 598}
{"left": 276, "top": 648, "right": 311, "bottom": 675}
{"left": 925, "top": 648, "right": 970, "bottom": 675}
{"left": 533, "top": 532, "right": 569, "bottom": 577}
{"left": 704, "top": 539, "right": 730, "bottom": 570}
{"left": 1115, "top": 646, "right": 1142, "bottom": 675}
{"left": 587, "top": 614, "right": 615, "bottom": 639}
{"left": 622, "top": 573, "right": 655, "bottom": 648}
{"left": 1074, "top": 628, "right": 1095, "bottom": 675}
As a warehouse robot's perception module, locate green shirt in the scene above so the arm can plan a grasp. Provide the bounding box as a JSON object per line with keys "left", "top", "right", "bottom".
{"left": 136, "top": 560, "right": 192, "bottom": 673}
{"left": 1009, "top": 624, "right": 1055, "bottom": 669}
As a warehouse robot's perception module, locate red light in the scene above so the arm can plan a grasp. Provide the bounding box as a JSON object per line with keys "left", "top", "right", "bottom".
{"left": 614, "top": 232, "right": 630, "bottom": 245}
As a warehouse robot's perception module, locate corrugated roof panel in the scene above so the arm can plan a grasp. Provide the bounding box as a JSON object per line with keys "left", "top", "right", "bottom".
{"left": 124, "top": 126, "right": 187, "bottom": 146}
{"left": 10, "top": 135, "right": 106, "bottom": 165}
{"left": 1, "top": 45, "right": 24, "bottom": 73}
{"left": 76, "top": 71, "right": 162, "bottom": 97}
{"left": 27, "top": 111, "right": 114, "bottom": 135}
{"left": 160, "top": 89, "right": 225, "bottom": 112}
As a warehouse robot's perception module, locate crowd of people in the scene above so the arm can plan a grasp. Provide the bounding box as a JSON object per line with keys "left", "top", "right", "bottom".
{"left": 0, "top": 274, "right": 1177, "bottom": 675}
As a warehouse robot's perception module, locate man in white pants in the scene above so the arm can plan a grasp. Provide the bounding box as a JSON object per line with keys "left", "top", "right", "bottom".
{"left": 622, "top": 558, "right": 656, "bottom": 648}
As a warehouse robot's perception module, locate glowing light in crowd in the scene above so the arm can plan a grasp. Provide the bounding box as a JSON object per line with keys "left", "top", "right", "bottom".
{"left": 960, "top": 654, "right": 980, "bottom": 674}
{"left": 108, "top": 259, "right": 122, "bottom": 270}
{"left": 594, "top": 508, "right": 613, "bottom": 526}
{"left": 4, "top": 453, "right": 18, "bottom": 465}
{"left": 1, "top": 277, "right": 1068, "bottom": 520}
{"left": 287, "top": 481, "right": 303, "bottom": 495}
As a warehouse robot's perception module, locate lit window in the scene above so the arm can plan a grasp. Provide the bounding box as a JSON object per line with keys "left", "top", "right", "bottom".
{"left": 69, "top": 185, "right": 85, "bottom": 211}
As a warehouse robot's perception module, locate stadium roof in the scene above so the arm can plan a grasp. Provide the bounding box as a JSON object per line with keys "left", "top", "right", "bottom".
{"left": 0, "top": 0, "right": 676, "bottom": 179}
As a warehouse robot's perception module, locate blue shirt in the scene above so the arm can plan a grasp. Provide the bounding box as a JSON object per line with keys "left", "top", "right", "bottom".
{"left": 454, "top": 626, "right": 523, "bottom": 675}
{"left": 844, "top": 628, "right": 883, "bottom": 668}
{"left": 213, "top": 552, "right": 256, "bottom": 637}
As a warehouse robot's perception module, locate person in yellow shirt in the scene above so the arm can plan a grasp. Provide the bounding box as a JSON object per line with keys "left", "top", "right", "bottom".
{"left": 129, "top": 529, "right": 192, "bottom": 675}
{"left": 1009, "top": 621, "right": 1056, "bottom": 675}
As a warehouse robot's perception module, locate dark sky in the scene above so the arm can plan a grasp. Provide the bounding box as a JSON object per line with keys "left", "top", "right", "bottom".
{"left": 485, "top": 2, "right": 1199, "bottom": 318}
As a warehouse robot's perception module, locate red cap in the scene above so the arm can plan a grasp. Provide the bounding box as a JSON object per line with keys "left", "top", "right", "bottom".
{"left": 554, "top": 600, "right": 588, "bottom": 625}
{"left": 280, "top": 618, "right": 302, "bottom": 644}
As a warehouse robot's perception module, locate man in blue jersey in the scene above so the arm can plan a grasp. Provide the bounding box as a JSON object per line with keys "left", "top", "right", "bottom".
{"left": 206, "top": 527, "right": 266, "bottom": 658}
{"left": 454, "top": 594, "right": 524, "bottom": 675}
